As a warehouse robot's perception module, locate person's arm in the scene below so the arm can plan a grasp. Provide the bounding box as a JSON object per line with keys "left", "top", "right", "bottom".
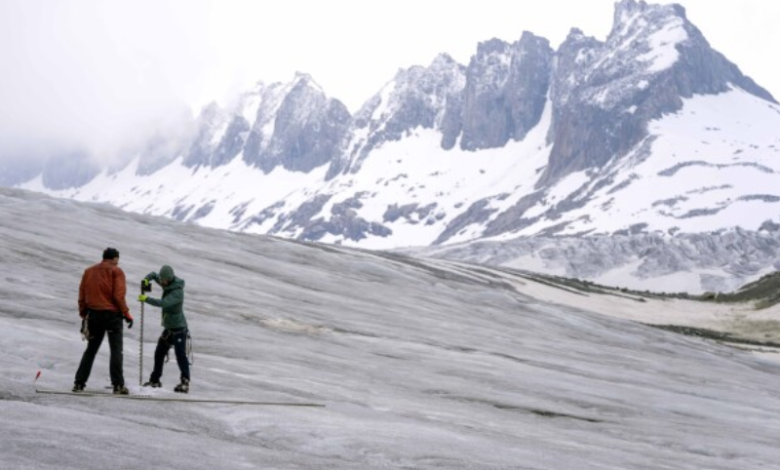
{"left": 78, "top": 270, "right": 87, "bottom": 318}
{"left": 143, "top": 288, "right": 183, "bottom": 309}
{"left": 145, "top": 271, "right": 160, "bottom": 285}
{"left": 113, "top": 268, "right": 132, "bottom": 320}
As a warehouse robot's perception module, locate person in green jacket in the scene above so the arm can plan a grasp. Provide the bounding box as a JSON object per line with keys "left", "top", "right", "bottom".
{"left": 138, "top": 265, "right": 190, "bottom": 393}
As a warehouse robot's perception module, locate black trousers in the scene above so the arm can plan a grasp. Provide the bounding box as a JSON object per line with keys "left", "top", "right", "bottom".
{"left": 150, "top": 328, "right": 190, "bottom": 383}
{"left": 75, "top": 311, "right": 124, "bottom": 387}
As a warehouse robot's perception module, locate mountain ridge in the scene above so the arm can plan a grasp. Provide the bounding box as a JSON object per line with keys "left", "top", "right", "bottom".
{"left": 9, "top": 0, "right": 780, "bottom": 293}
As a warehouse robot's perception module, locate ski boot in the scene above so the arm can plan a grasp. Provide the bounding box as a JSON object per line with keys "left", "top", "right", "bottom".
{"left": 72, "top": 383, "right": 85, "bottom": 393}
{"left": 143, "top": 380, "right": 162, "bottom": 388}
{"left": 173, "top": 378, "right": 189, "bottom": 394}
{"left": 113, "top": 384, "right": 129, "bottom": 395}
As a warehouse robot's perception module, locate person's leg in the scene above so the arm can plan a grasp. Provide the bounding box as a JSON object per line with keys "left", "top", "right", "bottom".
{"left": 149, "top": 331, "right": 171, "bottom": 383}
{"left": 74, "top": 315, "right": 106, "bottom": 387}
{"left": 106, "top": 314, "right": 124, "bottom": 387}
{"left": 171, "top": 330, "right": 190, "bottom": 382}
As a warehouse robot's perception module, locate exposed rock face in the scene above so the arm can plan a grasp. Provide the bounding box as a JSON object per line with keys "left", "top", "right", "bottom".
{"left": 418, "top": 227, "right": 780, "bottom": 294}
{"left": 539, "top": 1, "right": 775, "bottom": 187}
{"left": 245, "top": 75, "right": 351, "bottom": 174}
{"left": 328, "top": 54, "right": 467, "bottom": 178}
{"left": 266, "top": 192, "right": 392, "bottom": 242}
{"left": 241, "top": 82, "right": 289, "bottom": 172}
{"left": 183, "top": 102, "right": 224, "bottom": 169}
{"left": 212, "top": 116, "right": 251, "bottom": 168}
{"left": 0, "top": 155, "right": 43, "bottom": 187}
{"left": 330, "top": 34, "right": 553, "bottom": 178}
{"left": 41, "top": 152, "right": 100, "bottom": 190}
{"left": 136, "top": 133, "right": 186, "bottom": 177}
{"left": 452, "top": 33, "right": 553, "bottom": 151}
{"left": 177, "top": 75, "right": 351, "bottom": 174}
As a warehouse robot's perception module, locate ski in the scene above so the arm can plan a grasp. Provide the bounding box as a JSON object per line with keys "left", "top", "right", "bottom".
{"left": 36, "top": 388, "right": 154, "bottom": 398}
{"left": 34, "top": 388, "right": 324, "bottom": 406}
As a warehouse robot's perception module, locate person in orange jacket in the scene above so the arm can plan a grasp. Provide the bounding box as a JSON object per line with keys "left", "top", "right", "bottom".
{"left": 73, "top": 247, "right": 134, "bottom": 394}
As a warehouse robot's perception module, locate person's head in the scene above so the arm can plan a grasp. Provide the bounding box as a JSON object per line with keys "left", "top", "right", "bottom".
{"left": 102, "top": 247, "right": 120, "bottom": 265}
{"left": 159, "top": 265, "right": 175, "bottom": 286}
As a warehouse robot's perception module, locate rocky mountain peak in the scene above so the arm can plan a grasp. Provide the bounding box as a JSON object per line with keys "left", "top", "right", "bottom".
{"left": 429, "top": 53, "right": 458, "bottom": 70}
{"left": 450, "top": 31, "right": 553, "bottom": 151}
{"left": 165, "top": 71, "right": 353, "bottom": 175}
{"left": 329, "top": 55, "right": 467, "bottom": 177}
{"left": 242, "top": 73, "right": 351, "bottom": 174}
{"left": 388, "top": 55, "right": 466, "bottom": 103}
{"left": 605, "top": 0, "right": 691, "bottom": 78}
{"left": 289, "top": 71, "right": 326, "bottom": 96}
{"left": 564, "top": 27, "right": 587, "bottom": 41}
{"left": 280, "top": 74, "right": 330, "bottom": 123}
{"left": 182, "top": 101, "right": 229, "bottom": 169}
{"left": 611, "top": 0, "right": 687, "bottom": 30}
{"left": 539, "top": 0, "right": 776, "bottom": 187}
{"left": 559, "top": 27, "right": 599, "bottom": 48}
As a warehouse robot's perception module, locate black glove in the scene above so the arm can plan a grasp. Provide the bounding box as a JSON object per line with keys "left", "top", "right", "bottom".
{"left": 125, "top": 316, "right": 134, "bottom": 329}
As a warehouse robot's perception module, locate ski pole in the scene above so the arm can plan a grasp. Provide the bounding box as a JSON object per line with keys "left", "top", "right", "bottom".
{"left": 139, "top": 282, "right": 144, "bottom": 386}
{"left": 139, "top": 279, "right": 150, "bottom": 386}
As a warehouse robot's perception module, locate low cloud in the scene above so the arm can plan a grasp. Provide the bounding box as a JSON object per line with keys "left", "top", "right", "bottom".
{"left": 0, "top": 0, "right": 211, "bottom": 165}
{"left": 1, "top": 0, "right": 777, "bottom": 178}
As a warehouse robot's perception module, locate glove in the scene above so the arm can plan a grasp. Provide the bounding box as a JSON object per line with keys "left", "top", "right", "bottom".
{"left": 138, "top": 294, "right": 148, "bottom": 302}
{"left": 124, "top": 314, "right": 134, "bottom": 329}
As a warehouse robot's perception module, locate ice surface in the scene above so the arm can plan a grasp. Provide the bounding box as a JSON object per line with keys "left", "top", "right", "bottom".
{"left": 1, "top": 188, "right": 780, "bottom": 469}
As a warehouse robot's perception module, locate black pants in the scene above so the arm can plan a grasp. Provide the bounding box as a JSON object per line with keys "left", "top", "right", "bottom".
{"left": 75, "top": 311, "right": 124, "bottom": 387}
{"left": 150, "top": 328, "right": 190, "bottom": 383}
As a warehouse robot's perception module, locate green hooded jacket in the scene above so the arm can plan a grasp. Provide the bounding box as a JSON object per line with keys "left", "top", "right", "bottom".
{"left": 142, "top": 270, "right": 188, "bottom": 330}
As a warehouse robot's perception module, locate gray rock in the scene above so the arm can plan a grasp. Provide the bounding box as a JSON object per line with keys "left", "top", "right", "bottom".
{"left": 420, "top": 228, "right": 780, "bottom": 293}
{"left": 245, "top": 74, "right": 351, "bottom": 174}
{"left": 212, "top": 116, "right": 250, "bottom": 167}
{"left": 183, "top": 102, "right": 225, "bottom": 169}
{"left": 539, "top": 1, "right": 775, "bottom": 187}
{"left": 41, "top": 151, "right": 100, "bottom": 190}
{"left": 455, "top": 32, "right": 553, "bottom": 151}
{"left": 330, "top": 54, "right": 466, "bottom": 177}
{"left": 0, "top": 155, "right": 44, "bottom": 187}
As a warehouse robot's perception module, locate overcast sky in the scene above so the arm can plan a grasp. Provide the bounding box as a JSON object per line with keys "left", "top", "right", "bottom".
{"left": 1, "top": 0, "right": 778, "bottom": 159}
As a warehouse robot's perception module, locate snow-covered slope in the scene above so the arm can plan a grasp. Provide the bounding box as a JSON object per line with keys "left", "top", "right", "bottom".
{"left": 3, "top": 188, "right": 780, "bottom": 469}
{"left": 505, "top": 87, "right": 780, "bottom": 237}
{"left": 20, "top": 85, "right": 780, "bottom": 243}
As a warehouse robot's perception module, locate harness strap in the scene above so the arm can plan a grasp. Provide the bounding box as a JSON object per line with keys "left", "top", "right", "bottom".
{"left": 80, "top": 318, "right": 89, "bottom": 341}
{"left": 186, "top": 330, "right": 194, "bottom": 366}
{"left": 161, "top": 328, "right": 193, "bottom": 365}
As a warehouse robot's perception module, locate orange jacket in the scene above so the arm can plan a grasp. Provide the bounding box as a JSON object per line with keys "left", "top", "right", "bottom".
{"left": 78, "top": 260, "right": 132, "bottom": 320}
